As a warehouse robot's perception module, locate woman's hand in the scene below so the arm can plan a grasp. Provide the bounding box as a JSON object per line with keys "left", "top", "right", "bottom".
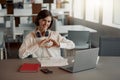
{"left": 37, "top": 38, "right": 60, "bottom": 48}
{"left": 37, "top": 38, "right": 48, "bottom": 47}
{"left": 49, "top": 39, "right": 60, "bottom": 47}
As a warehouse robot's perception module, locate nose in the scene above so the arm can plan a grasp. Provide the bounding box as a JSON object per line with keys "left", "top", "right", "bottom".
{"left": 45, "top": 21, "right": 49, "bottom": 25}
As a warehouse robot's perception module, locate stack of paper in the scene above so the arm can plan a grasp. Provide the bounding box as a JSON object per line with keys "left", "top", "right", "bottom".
{"left": 37, "top": 58, "right": 68, "bottom": 67}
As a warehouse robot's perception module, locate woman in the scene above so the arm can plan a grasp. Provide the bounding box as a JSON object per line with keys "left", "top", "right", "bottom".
{"left": 19, "top": 10, "right": 75, "bottom": 59}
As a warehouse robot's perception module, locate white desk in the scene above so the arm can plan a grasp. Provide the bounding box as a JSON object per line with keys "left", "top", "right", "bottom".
{"left": 56, "top": 25, "right": 97, "bottom": 34}
{"left": 14, "top": 25, "right": 97, "bottom": 39}
{"left": 12, "top": 20, "right": 35, "bottom": 39}
{"left": 14, "top": 26, "right": 34, "bottom": 36}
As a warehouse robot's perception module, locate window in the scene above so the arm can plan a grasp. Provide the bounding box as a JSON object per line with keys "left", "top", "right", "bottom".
{"left": 73, "top": 0, "right": 100, "bottom": 22}
{"left": 85, "top": 0, "right": 100, "bottom": 23}
{"left": 102, "top": 0, "right": 113, "bottom": 26}
{"left": 113, "top": 0, "right": 120, "bottom": 25}
{"left": 73, "top": 0, "right": 84, "bottom": 19}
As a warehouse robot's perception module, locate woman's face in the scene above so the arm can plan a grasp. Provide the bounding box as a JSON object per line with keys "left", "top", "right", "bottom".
{"left": 38, "top": 16, "right": 52, "bottom": 32}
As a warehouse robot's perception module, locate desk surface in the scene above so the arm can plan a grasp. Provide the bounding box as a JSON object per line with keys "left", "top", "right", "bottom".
{"left": 56, "top": 25, "right": 97, "bottom": 34}
{"left": 0, "top": 57, "right": 120, "bottom": 80}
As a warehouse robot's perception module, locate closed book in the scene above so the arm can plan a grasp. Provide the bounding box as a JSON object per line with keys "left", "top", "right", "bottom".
{"left": 19, "top": 63, "right": 40, "bottom": 72}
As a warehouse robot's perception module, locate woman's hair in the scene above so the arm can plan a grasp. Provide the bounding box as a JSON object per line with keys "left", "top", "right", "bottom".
{"left": 35, "top": 9, "right": 53, "bottom": 29}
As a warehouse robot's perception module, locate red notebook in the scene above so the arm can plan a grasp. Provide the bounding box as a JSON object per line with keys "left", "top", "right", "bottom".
{"left": 19, "top": 63, "right": 40, "bottom": 72}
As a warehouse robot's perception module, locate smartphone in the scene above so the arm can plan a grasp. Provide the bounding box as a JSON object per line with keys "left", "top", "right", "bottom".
{"left": 40, "top": 68, "right": 53, "bottom": 74}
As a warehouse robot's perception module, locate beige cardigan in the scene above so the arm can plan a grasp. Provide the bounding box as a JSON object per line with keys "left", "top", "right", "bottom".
{"left": 19, "top": 30, "right": 75, "bottom": 59}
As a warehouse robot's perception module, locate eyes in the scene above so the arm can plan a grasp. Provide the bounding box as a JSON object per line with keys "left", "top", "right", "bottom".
{"left": 39, "top": 16, "right": 52, "bottom": 25}
{"left": 42, "top": 19, "right": 51, "bottom": 23}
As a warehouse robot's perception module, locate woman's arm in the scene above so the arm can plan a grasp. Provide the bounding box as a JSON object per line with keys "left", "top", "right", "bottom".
{"left": 57, "top": 32, "right": 75, "bottom": 49}
{"left": 59, "top": 37, "right": 75, "bottom": 49}
{"left": 19, "top": 33, "right": 39, "bottom": 59}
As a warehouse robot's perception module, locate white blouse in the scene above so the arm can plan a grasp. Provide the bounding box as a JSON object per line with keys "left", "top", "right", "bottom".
{"left": 19, "top": 30, "right": 75, "bottom": 59}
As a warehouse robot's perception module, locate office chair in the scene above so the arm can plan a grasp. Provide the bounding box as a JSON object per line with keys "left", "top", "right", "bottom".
{"left": 68, "top": 31, "right": 91, "bottom": 49}
{"left": 99, "top": 37, "right": 120, "bottom": 56}
{"left": 19, "top": 23, "right": 35, "bottom": 27}
{"left": 18, "top": 23, "right": 35, "bottom": 36}
{"left": 0, "top": 31, "right": 7, "bottom": 60}
{"left": 61, "top": 31, "right": 91, "bottom": 57}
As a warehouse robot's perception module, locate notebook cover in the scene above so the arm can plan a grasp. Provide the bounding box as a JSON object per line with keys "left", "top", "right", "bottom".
{"left": 19, "top": 63, "right": 40, "bottom": 72}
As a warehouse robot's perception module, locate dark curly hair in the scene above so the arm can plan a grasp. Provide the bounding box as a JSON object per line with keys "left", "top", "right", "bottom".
{"left": 35, "top": 10, "right": 53, "bottom": 29}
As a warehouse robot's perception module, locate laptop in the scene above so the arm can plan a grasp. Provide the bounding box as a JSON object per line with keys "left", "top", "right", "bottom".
{"left": 59, "top": 48, "right": 99, "bottom": 73}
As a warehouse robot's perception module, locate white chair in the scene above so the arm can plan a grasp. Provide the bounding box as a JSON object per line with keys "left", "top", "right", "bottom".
{"left": 61, "top": 31, "right": 91, "bottom": 57}
{"left": 68, "top": 31, "right": 91, "bottom": 49}
{"left": 0, "top": 32, "right": 7, "bottom": 60}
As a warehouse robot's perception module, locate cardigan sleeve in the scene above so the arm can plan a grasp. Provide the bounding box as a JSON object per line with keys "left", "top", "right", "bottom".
{"left": 57, "top": 32, "right": 75, "bottom": 49}
{"left": 19, "top": 33, "right": 39, "bottom": 59}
